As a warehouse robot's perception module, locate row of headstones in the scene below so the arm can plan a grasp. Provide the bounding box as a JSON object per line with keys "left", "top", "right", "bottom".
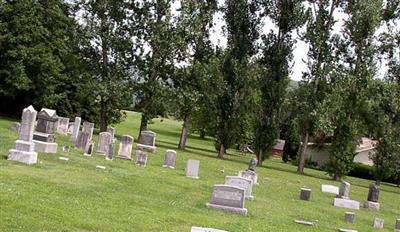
{"left": 205, "top": 158, "right": 259, "bottom": 217}
{"left": 299, "top": 181, "right": 400, "bottom": 231}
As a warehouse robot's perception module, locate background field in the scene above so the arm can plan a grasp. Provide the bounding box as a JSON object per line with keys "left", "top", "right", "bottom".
{"left": 0, "top": 111, "right": 399, "bottom": 231}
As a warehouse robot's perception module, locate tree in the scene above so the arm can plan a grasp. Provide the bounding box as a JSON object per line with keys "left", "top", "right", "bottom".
{"left": 173, "top": 0, "right": 218, "bottom": 149}
{"left": 74, "top": 0, "right": 132, "bottom": 131}
{"left": 215, "top": 0, "right": 260, "bottom": 158}
{"left": 296, "top": 0, "right": 339, "bottom": 174}
{"left": 326, "top": 0, "right": 383, "bottom": 180}
{"left": 253, "top": 0, "right": 305, "bottom": 165}
{"left": 0, "top": 0, "right": 79, "bottom": 115}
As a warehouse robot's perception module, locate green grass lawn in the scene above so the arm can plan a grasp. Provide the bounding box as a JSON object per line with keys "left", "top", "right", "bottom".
{"left": 1, "top": 111, "right": 399, "bottom": 231}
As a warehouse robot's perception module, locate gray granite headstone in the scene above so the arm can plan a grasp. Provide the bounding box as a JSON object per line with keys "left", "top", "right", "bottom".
{"left": 106, "top": 143, "right": 113, "bottom": 160}
{"left": 225, "top": 176, "right": 253, "bottom": 200}
{"left": 333, "top": 198, "right": 360, "bottom": 210}
{"left": 117, "top": 135, "right": 133, "bottom": 160}
{"left": 373, "top": 218, "right": 384, "bottom": 229}
{"left": 137, "top": 130, "right": 156, "bottom": 152}
{"left": 57, "top": 117, "right": 70, "bottom": 134}
{"left": 396, "top": 218, "right": 400, "bottom": 230}
{"left": 248, "top": 158, "right": 257, "bottom": 171}
{"left": 186, "top": 159, "right": 200, "bottom": 179}
{"left": 300, "top": 188, "right": 311, "bottom": 201}
{"left": 337, "top": 181, "right": 351, "bottom": 199}
{"left": 206, "top": 184, "right": 247, "bottom": 216}
{"left": 70, "top": 117, "right": 81, "bottom": 142}
{"left": 75, "top": 122, "right": 94, "bottom": 151}
{"left": 135, "top": 150, "right": 148, "bottom": 167}
{"left": 8, "top": 106, "right": 38, "bottom": 164}
{"left": 345, "top": 212, "right": 355, "bottom": 223}
{"left": 238, "top": 170, "right": 258, "bottom": 185}
{"left": 338, "top": 229, "right": 357, "bottom": 232}
{"left": 367, "top": 183, "right": 379, "bottom": 202}
{"left": 163, "top": 149, "right": 177, "bottom": 169}
{"left": 96, "top": 132, "right": 112, "bottom": 155}
{"left": 321, "top": 184, "right": 339, "bottom": 195}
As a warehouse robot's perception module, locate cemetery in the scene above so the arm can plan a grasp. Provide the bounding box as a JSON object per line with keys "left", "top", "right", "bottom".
{"left": 1, "top": 111, "right": 399, "bottom": 231}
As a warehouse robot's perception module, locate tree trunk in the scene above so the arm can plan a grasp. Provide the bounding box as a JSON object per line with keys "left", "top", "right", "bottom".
{"left": 99, "top": 101, "right": 107, "bottom": 132}
{"left": 178, "top": 114, "right": 190, "bottom": 150}
{"left": 333, "top": 173, "right": 341, "bottom": 181}
{"left": 257, "top": 150, "right": 263, "bottom": 166}
{"left": 297, "top": 130, "right": 309, "bottom": 173}
{"left": 138, "top": 113, "right": 148, "bottom": 141}
{"left": 199, "top": 129, "right": 206, "bottom": 139}
{"left": 218, "top": 144, "right": 225, "bottom": 158}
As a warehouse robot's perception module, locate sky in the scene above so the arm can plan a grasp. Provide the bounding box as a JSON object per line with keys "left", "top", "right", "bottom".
{"left": 207, "top": 1, "right": 392, "bottom": 82}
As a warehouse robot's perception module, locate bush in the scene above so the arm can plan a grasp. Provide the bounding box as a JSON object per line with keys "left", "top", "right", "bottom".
{"left": 348, "top": 163, "right": 374, "bottom": 180}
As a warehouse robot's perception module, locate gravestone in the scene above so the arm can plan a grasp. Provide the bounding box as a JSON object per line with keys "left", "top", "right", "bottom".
{"left": 396, "top": 218, "right": 400, "bottom": 230}
{"left": 248, "top": 158, "right": 257, "bottom": 171}
{"left": 67, "top": 122, "right": 74, "bottom": 134}
{"left": 135, "top": 150, "right": 148, "bottom": 167}
{"left": 191, "top": 226, "right": 228, "bottom": 232}
{"left": 238, "top": 170, "right": 258, "bottom": 185}
{"left": 117, "top": 135, "right": 133, "bottom": 160}
{"left": 106, "top": 143, "right": 113, "bottom": 160}
{"left": 364, "top": 182, "right": 380, "bottom": 211}
{"left": 11, "top": 122, "right": 21, "bottom": 132}
{"left": 107, "top": 127, "right": 115, "bottom": 142}
{"left": 225, "top": 176, "right": 254, "bottom": 200}
{"left": 137, "top": 130, "right": 156, "bottom": 152}
{"left": 373, "top": 218, "right": 384, "bottom": 229}
{"left": 333, "top": 198, "right": 360, "bottom": 210}
{"left": 337, "top": 181, "right": 351, "bottom": 199}
{"left": 300, "top": 188, "right": 311, "bottom": 201}
{"left": 84, "top": 142, "right": 93, "bottom": 156}
{"left": 70, "top": 117, "right": 81, "bottom": 142}
{"left": 8, "top": 106, "right": 38, "bottom": 164}
{"left": 321, "top": 184, "right": 339, "bottom": 195}
{"left": 345, "top": 212, "right": 355, "bottom": 223}
{"left": 96, "top": 132, "right": 112, "bottom": 155}
{"left": 57, "top": 117, "right": 70, "bottom": 134}
{"left": 163, "top": 149, "right": 177, "bottom": 169}
{"left": 186, "top": 159, "right": 200, "bottom": 179}
{"left": 206, "top": 184, "right": 247, "bottom": 216}
{"left": 33, "top": 108, "right": 58, "bottom": 153}
{"left": 338, "top": 229, "right": 357, "bottom": 232}
{"left": 75, "top": 122, "right": 94, "bottom": 152}
{"left": 294, "top": 220, "right": 314, "bottom": 226}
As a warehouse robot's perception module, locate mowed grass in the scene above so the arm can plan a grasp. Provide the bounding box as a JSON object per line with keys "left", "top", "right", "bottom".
{"left": 0, "top": 111, "right": 399, "bottom": 232}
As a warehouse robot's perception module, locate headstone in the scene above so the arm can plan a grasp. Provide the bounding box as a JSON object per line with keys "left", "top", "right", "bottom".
{"left": 373, "top": 218, "right": 384, "bottom": 229}
{"left": 8, "top": 106, "right": 38, "bottom": 164}
{"left": 135, "top": 150, "right": 148, "bottom": 167}
{"left": 107, "top": 127, "right": 115, "bottom": 142}
{"left": 225, "top": 176, "right": 254, "bottom": 200}
{"left": 117, "top": 135, "right": 133, "bottom": 160}
{"left": 57, "top": 117, "right": 70, "bottom": 134}
{"left": 238, "top": 170, "right": 258, "bottom": 185}
{"left": 321, "top": 184, "right": 339, "bottom": 195}
{"left": 33, "top": 108, "right": 58, "bottom": 153}
{"left": 248, "top": 158, "right": 257, "bottom": 171}
{"left": 59, "top": 157, "right": 69, "bottom": 161}
{"left": 11, "top": 122, "right": 21, "bottom": 132}
{"left": 75, "top": 122, "right": 94, "bottom": 151}
{"left": 106, "top": 143, "right": 114, "bottom": 160}
{"left": 163, "top": 149, "right": 177, "bottom": 169}
{"left": 337, "top": 181, "right": 351, "bottom": 199}
{"left": 137, "top": 130, "right": 156, "bottom": 152}
{"left": 396, "top": 218, "right": 400, "bottom": 230}
{"left": 338, "top": 229, "right": 357, "bottom": 232}
{"left": 345, "top": 212, "right": 355, "bottom": 223}
{"left": 84, "top": 142, "right": 93, "bottom": 156}
{"left": 294, "top": 220, "right": 314, "bottom": 226}
{"left": 190, "top": 226, "right": 228, "bottom": 232}
{"left": 364, "top": 182, "right": 380, "bottom": 211}
{"left": 300, "top": 188, "right": 311, "bottom": 201}
{"left": 186, "top": 159, "right": 200, "bottom": 179}
{"left": 333, "top": 198, "right": 360, "bottom": 210}
{"left": 96, "top": 165, "right": 106, "bottom": 170}
{"left": 96, "top": 132, "right": 112, "bottom": 155}
{"left": 206, "top": 184, "right": 247, "bottom": 216}
{"left": 70, "top": 117, "right": 81, "bottom": 142}
{"left": 67, "top": 122, "right": 74, "bottom": 134}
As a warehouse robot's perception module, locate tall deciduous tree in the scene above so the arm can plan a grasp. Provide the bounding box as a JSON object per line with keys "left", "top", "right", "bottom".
{"left": 296, "top": 0, "right": 339, "bottom": 173}
{"left": 326, "top": 0, "right": 383, "bottom": 180}
{"left": 215, "top": 0, "right": 260, "bottom": 158}
{"left": 254, "top": 0, "right": 304, "bottom": 165}
{"left": 75, "top": 0, "right": 132, "bottom": 131}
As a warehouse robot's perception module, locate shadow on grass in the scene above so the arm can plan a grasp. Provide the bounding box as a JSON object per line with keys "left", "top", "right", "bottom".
{"left": 262, "top": 163, "right": 332, "bottom": 182}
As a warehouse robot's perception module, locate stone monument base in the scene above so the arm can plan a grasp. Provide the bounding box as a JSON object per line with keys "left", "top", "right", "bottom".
{"left": 33, "top": 140, "right": 58, "bottom": 153}
{"left": 137, "top": 144, "right": 156, "bottom": 153}
{"left": 8, "top": 149, "right": 38, "bottom": 164}
{"left": 364, "top": 201, "right": 380, "bottom": 211}
{"left": 206, "top": 203, "right": 248, "bottom": 216}
{"left": 333, "top": 198, "right": 360, "bottom": 210}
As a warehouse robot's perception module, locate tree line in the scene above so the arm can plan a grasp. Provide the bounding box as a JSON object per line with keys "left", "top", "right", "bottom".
{"left": 0, "top": 0, "right": 399, "bottom": 182}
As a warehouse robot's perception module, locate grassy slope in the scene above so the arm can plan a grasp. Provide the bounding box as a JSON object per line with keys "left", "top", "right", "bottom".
{"left": 0, "top": 111, "right": 399, "bottom": 232}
